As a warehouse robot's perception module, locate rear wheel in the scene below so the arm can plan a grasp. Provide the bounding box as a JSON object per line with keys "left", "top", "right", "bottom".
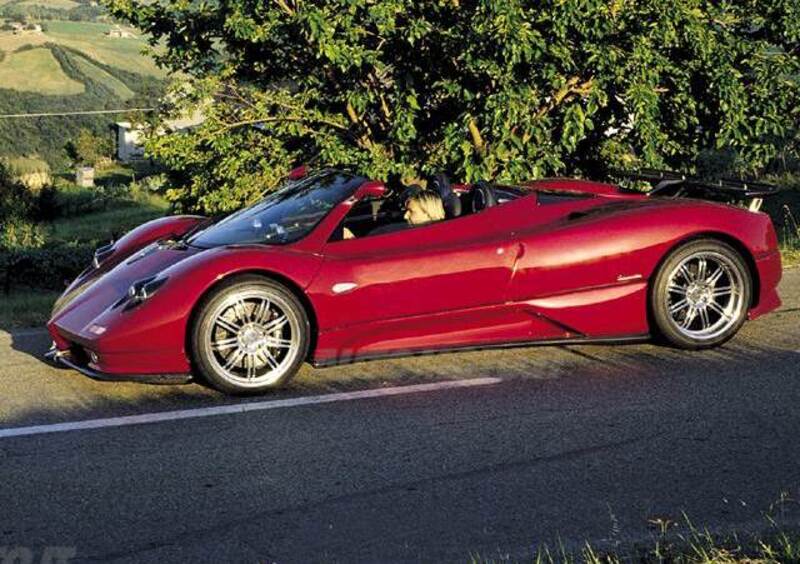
{"left": 191, "top": 276, "right": 309, "bottom": 394}
{"left": 651, "top": 239, "right": 751, "bottom": 349}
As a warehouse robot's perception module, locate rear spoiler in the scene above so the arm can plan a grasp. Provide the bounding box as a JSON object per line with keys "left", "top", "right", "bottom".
{"left": 616, "top": 169, "right": 779, "bottom": 212}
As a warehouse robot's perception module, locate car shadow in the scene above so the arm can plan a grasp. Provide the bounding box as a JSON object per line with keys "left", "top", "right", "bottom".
{"left": 2, "top": 318, "right": 799, "bottom": 430}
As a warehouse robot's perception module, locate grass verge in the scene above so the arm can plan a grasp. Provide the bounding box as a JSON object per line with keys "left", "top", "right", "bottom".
{"left": 469, "top": 518, "right": 800, "bottom": 563}
{"left": 0, "top": 288, "right": 60, "bottom": 330}
{"left": 782, "top": 247, "right": 800, "bottom": 268}
{"left": 48, "top": 201, "right": 167, "bottom": 244}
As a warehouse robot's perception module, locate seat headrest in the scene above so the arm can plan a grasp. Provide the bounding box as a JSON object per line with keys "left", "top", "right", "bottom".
{"left": 429, "top": 174, "right": 461, "bottom": 218}
{"left": 471, "top": 182, "right": 497, "bottom": 213}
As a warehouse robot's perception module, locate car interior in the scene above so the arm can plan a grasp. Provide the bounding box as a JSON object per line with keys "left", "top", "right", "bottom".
{"left": 330, "top": 174, "right": 529, "bottom": 241}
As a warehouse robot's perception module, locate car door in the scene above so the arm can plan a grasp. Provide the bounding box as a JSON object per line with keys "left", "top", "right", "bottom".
{"left": 306, "top": 208, "right": 522, "bottom": 361}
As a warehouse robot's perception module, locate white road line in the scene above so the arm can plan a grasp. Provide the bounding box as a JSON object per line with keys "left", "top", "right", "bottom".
{"left": 0, "top": 378, "right": 502, "bottom": 440}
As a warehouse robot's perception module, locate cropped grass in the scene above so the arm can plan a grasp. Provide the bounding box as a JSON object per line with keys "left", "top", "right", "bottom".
{"left": 44, "top": 21, "right": 164, "bottom": 77}
{"left": 1, "top": 155, "right": 50, "bottom": 175}
{"left": 782, "top": 246, "right": 800, "bottom": 267}
{"left": 18, "top": 0, "right": 79, "bottom": 8}
{"left": 71, "top": 53, "right": 135, "bottom": 100}
{"left": 469, "top": 509, "right": 800, "bottom": 564}
{"left": 49, "top": 201, "right": 166, "bottom": 244}
{"left": 0, "top": 19, "right": 164, "bottom": 79}
{"left": 0, "top": 46, "right": 84, "bottom": 94}
{"left": 0, "top": 29, "right": 48, "bottom": 53}
{"left": 0, "top": 288, "right": 60, "bottom": 329}
{"left": 779, "top": 203, "right": 800, "bottom": 267}
{"left": 42, "top": 20, "right": 114, "bottom": 35}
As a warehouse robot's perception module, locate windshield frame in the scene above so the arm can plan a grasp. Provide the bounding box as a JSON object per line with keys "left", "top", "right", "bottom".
{"left": 187, "top": 170, "right": 366, "bottom": 249}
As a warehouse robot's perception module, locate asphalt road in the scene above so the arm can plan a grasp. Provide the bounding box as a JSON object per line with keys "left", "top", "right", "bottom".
{"left": 1, "top": 269, "right": 799, "bottom": 562}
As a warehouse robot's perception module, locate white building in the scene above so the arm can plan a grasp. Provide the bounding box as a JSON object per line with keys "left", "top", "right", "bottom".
{"left": 75, "top": 166, "right": 95, "bottom": 187}
{"left": 106, "top": 26, "right": 136, "bottom": 39}
{"left": 113, "top": 112, "right": 204, "bottom": 163}
{"left": 113, "top": 122, "right": 146, "bottom": 162}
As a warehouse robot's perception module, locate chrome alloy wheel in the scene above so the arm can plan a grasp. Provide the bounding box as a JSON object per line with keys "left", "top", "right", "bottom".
{"left": 664, "top": 251, "right": 746, "bottom": 341}
{"left": 204, "top": 289, "right": 301, "bottom": 388}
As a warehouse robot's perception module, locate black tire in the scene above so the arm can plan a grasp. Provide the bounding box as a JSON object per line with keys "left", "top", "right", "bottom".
{"left": 190, "top": 275, "right": 310, "bottom": 395}
{"left": 650, "top": 239, "right": 752, "bottom": 350}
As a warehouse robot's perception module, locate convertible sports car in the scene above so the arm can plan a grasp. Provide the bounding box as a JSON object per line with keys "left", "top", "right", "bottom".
{"left": 46, "top": 167, "right": 782, "bottom": 394}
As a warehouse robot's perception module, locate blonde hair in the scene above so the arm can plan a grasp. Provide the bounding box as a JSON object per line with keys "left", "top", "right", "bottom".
{"left": 407, "top": 191, "right": 445, "bottom": 222}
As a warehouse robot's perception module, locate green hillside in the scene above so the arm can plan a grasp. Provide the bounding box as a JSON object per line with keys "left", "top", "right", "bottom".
{"left": 0, "top": 0, "right": 167, "bottom": 167}
{"left": 0, "top": 46, "right": 84, "bottom": 94}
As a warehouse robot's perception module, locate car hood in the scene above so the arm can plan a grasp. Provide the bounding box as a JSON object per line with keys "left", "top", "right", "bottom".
{"left": 49, "top": 242, "right": 203, "bottom": 333}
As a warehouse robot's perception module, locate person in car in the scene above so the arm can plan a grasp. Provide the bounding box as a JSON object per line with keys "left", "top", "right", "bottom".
{"left": 368, "top": 189, "right": 446, "bottom": 236}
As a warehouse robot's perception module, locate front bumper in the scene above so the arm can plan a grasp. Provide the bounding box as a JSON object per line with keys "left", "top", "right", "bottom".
{"left": 45, "top": 346, "right": 192, "bottom": 385}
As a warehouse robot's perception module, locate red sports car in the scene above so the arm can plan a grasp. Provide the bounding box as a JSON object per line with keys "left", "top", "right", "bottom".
{"left": 47, "top": 168, "right": 782, "bottom": 394}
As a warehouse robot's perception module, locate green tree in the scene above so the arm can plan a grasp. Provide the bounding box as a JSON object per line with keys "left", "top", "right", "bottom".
{"left": 105, "top": 0, "right": 800, "bottom": 214}
{"left": 65, "top": 128, "right": 113, "bottom": 167}
{"left": 0, "top": 162, "right": 35, "bottom": 222}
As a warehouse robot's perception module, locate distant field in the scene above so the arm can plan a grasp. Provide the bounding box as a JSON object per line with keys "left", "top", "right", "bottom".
{"left": 0, "top": 21, "right": 164, "bottom": 79}
{"left": 0, "top": 29, "right": 48, "bottom": 51}
{"left": 44, "top": 20, "right": 114, "bottom": 35}
{"left": 0, "top": 46, "right": 84, "bottom": 94}
{"left": 0, "top": 3, "right": 167, "bottom": 166}
{"left": 72, "top": 53, "right": 135, "bottom": 99}
{"left": 18, "top": 0, "right": 79, "bottom": 8}
{"left": 54, "top": 36, "right": 162, "bottom": 76}
{"left": 51, "top": 22, "right": 164, "bottom": 77}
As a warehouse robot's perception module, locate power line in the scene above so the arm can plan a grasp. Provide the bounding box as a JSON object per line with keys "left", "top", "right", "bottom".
{"left": 0, "top": 108, "right": 157, "bottom": 119}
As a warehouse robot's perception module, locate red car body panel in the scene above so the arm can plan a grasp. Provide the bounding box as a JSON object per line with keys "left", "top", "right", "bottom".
{"left": 47, "top": 177, "right": 782, "bottom": 378}
{"left": 50, "top": 245, "right": 323, "bottom": 374}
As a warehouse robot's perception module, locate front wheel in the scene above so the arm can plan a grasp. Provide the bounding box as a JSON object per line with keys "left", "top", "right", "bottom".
{"left": 191, "top": 276, "right": 310, "bottom": 394}
{"left": 651, "top": 239, "right": 752, "bottom": 349}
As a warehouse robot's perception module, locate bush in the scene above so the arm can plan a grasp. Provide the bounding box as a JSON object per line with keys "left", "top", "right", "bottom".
{"left": 45, "top": 182, "right": 142, "bottom": 219}
{"left": 138, "top": 173, "right": 168, "bottom": 193}
{"left": 34, "top": 185, "right": 59, "bottom": 221}
{"left": 49, "top": 184, "right": 107, "bottom": 217}
{"left": 1, "top": 243, "right": 94, "bottom": 293}
{"left": 65, "top": 128, "right": 114, "bottom": 167}
{"left": 0, "top": 218, "right": 70, "bottom": 295}
{"left": 0, "top": 164, "right": 37, "bottom": 222}
{"left": 0, "top": 218, "right": 46, "bottom": 250}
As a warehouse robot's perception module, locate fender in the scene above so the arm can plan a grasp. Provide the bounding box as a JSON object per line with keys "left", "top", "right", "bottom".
{"left": 90, "top": 215, "right": 207, "bottom": 274}
{"left": 53, "top": 215, "right": 207, "bottom": 316}
{"left": 508, "top": 199, "right": 779, "bottom": 336}
{"left": 69, "top": 246, "right": 323, "bottom": 374}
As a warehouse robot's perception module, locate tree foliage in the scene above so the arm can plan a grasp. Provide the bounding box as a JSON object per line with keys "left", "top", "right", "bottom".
{"left": 65, "top": 128, "right": 113, "bottom": 166}
{"left": 105, "top": 0, "right": 800, "bottom": 214}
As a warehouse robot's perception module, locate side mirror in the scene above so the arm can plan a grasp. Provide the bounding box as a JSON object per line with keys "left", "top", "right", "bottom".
{"left": 288, "top": 165, "right": 308, "bottom": 181}
{"left": 355, "top": 180, "right": 387, "bottom": 199}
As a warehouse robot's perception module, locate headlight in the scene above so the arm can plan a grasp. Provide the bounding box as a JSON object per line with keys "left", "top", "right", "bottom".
{"left": 126, "top": 275, "right": 168, "bottom": 306}
{"left": 93, "top": 242, "right": 115, "bottom": 269}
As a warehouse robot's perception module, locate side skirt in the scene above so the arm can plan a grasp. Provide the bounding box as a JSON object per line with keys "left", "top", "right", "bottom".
{"left": 311, "top": 334, "right": 651, "bottom": 368}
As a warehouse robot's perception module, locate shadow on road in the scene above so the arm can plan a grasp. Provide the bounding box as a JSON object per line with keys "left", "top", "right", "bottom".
{"left": 7, "top": 327, "right": 50, "bottom": 359}
{"left": 2, "top": 320, "right": 799, "bottom": 432}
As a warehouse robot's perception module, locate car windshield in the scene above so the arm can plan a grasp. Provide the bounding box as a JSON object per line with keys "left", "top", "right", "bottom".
{"left": 189, "top": 171, "right": 365, "bottom": 248}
